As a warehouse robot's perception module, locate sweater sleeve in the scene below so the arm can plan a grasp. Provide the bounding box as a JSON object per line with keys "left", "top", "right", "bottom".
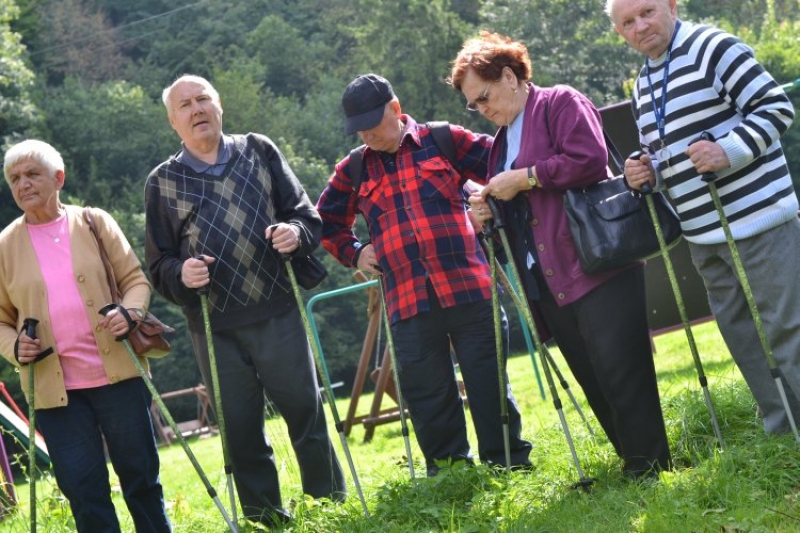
{"left": 249, "top": 133, "right": 322, "bottom": 257}
{"left": 709, "top": 33, "right": 795, "bottom": 170}
{"left": 144, "top": 166, "right": 198, "bottom": 307}
{"left": 0, "top": 254, "right": 19, "bottom": 366}
{"left": 534, "top": 86, "right": 610, "bottom": 190}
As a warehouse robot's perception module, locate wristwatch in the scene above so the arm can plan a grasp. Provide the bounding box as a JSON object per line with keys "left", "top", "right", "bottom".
{"left": 527, "top": 166, "right": 538, "bottom": 188}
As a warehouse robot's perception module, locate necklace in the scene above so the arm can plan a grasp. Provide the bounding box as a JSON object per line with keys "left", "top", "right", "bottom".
{"left": 32, "top": 213, "right": 67, "bottom": 244}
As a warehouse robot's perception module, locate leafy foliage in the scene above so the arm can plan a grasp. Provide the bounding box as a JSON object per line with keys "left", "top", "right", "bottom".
{"left": 0, "top": 0, "right": 799, "bottom": 410}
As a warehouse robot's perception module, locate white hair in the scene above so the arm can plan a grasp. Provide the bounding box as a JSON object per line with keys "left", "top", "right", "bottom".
{"left": 161, "top": 74, "right": 220, "bottom": 111}
{"left": 605, "top": 0, "right": 617, "bottom": 19}
{"left": 3, "top": 139, "right": 64, "bottom": 184}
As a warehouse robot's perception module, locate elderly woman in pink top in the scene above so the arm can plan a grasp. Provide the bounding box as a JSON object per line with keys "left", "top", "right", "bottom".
{"left": 0, "top": 140, "right": 170, "bottom": 532}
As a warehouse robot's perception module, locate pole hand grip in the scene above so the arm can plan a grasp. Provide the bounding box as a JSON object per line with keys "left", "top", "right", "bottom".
{"left": 628, "top": 150, "right": 652, "bottom": 194}
{"left": 691, "top": 132, "right": 718, "bottom": 183}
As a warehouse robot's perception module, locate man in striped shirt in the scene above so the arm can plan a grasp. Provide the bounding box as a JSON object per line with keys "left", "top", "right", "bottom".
{"left": 609, "top": 0, "right": 800, "bottom": 434}
{"left": 317, "top": 74, "right": 533, "bottom": 475}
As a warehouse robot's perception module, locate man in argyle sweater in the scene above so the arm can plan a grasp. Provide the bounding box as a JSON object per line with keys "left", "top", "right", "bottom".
{"left": 145, "top": 75, "right": 345, "bottom": 528}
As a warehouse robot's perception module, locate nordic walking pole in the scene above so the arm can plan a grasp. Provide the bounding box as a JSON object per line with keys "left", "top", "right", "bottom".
{"left": 694, "top": 132, "right": 800, "bottom": 444}
{"left": 631, "top": 151, "right": 725, "bottom": 449}
{"left": 98, "top": 305, "right": 237, "bottom": 531}
{"left": 485, "top": 197, "right": 595, "bottom": 490}
{"left": 493, "top": 265, "right": 596, "bottom": 438}
{"left": 281, "top": 257, "right": 370, "bottom": 517}
{"left": 27, "top": 363, "right": 35, "bottom": 533}
{"left": 482, "top": 226, "right": 513, "bottom": 471}
{"left": 19, "top": 318, "right": 53, "bottom": 533}
{"left": 375, "top": 277, "right": 417, "bottom": 480}
{"left": 195, "top": 257, "right": 239, "bottom": 531}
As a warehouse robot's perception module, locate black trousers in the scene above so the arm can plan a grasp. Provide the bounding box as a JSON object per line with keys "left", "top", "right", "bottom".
{"left": 392, "top": 282, "right": 532, "bottom": 473}
{"left": 533, "top": 266, "right": 671, "bottom": 474}
{"left": 190, "top": 305, "right": 346, "bottom": 524}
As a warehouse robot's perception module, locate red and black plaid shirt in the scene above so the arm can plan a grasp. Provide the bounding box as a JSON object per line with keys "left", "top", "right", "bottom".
{"left": 316, "top": 116, "right": 494, "bottom": 323}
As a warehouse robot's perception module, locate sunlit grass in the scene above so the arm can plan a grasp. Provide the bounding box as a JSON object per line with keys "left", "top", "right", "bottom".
{"left": 3, "top": 321, "right": 800, "bottom": 532}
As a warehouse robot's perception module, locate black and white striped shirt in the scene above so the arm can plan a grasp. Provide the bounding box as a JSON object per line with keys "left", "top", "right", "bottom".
{"left": 632, "top": 20, "right": 798, "bottom": 244}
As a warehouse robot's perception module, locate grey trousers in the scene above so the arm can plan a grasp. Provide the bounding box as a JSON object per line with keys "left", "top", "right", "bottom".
{"left": 689, "top": 217, "right": 800, "bottom": 433}
{"left": 189, "top": 305, "right": 346, "bottom": 523}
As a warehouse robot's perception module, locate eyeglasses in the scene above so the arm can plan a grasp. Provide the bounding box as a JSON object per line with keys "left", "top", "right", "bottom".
{"left": 466, "top": 83, "right": 492, "bottom": 112}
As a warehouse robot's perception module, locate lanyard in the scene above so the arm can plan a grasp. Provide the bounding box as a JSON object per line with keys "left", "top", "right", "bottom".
{"left": 645, "top": 21, "right": 681, "bottom": 144}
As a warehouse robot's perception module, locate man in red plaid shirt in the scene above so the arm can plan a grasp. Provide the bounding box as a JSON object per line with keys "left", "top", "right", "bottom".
{"left": 316, "top": 74, "right": 532, "bottom": 475}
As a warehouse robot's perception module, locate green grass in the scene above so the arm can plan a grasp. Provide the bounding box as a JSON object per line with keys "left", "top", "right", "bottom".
{"left": 4, "top": 320, "right": 800, "bottom": 532}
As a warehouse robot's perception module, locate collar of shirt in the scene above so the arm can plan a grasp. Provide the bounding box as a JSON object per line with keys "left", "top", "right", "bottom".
{"left": 362, "top": 114, "right": 419, "bottom": 159}
{"left": 177, "top": 134, "right": 234, "bottom": 175}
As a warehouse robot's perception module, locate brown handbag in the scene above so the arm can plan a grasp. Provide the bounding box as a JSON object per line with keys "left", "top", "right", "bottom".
{"left": 83, "top": 208, "right": 175, "bottom": 358}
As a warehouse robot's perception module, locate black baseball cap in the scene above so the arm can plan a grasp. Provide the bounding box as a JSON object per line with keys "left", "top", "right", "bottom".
{"left": 342, "top": 74, "right": 395, "bottom": 135}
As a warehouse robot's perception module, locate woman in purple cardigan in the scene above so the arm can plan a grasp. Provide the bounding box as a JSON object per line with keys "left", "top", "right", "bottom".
{"left": 448, "top": 31, "right": 671, "bottom": 480}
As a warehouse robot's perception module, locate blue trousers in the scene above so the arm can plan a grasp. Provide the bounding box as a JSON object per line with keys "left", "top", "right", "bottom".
{"left": 36, "top": 378, "right": 170, "bottom": 533}
{"left": 391, "top": 282, "right": 532, "bottom": 473}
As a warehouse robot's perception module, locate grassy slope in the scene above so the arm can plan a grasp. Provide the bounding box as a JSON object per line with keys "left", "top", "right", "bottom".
{"left": 4, "top": 320, "right": 800, "bottom": 532}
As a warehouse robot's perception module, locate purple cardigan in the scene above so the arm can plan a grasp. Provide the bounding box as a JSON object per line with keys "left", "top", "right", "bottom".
{"left": 487, "top": 83, "right": 636, "bottom": 306}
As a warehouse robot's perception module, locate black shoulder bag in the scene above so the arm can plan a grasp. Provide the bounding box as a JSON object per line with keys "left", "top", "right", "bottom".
{"left": 563, "top": 132, "right": 683, "bottom": 274}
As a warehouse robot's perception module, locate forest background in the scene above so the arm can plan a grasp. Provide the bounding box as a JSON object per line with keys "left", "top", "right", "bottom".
{"left": 0, "top": 0, "right": 799, "bottom": 420}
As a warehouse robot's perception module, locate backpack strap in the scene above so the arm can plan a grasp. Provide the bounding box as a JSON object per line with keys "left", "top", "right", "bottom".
{"left": 426, "top": 121, "right": 460, "bottom": 173}
{"left": 347, "top": 145, "right": 367, "bottom": 195}
{"left": 347, "top": 121, "right": 459, "bottom": 196}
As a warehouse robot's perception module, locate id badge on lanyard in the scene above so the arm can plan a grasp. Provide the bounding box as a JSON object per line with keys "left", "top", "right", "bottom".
{"left": 646, "top": 21, "right": 680, "bottom": 180}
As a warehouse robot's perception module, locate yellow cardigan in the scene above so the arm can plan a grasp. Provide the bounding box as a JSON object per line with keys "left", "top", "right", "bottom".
{"left": 0, "top": 204, "right": 151, "bottom": 409}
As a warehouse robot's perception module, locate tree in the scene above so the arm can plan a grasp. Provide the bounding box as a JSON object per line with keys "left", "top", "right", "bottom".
{"left": 37, "top": 77, "right": 175, "bottom": 213}
{"left": 32, "top": 0, "right": 129, "bottom": 84}
{"left": 0, "top": 0, "right": 39, "bottom": 225}
{"left": 480, "top": 0, "right": 641, "bottom": 107}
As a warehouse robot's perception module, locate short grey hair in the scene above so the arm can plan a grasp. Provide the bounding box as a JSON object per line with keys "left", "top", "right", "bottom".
{"left": 161, "top": 74, "right": 220, "bottom": 111}
{"left": 3, "top": 139, "right": 64, "bottom": 184}
{"left": 605, "top": 0, "right": 616, "bottom": 19}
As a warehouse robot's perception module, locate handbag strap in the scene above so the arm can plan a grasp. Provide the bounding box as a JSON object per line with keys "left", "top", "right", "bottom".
{"left": 603, "top": 130, "right": 625, "bottom": 175}
{"left": 83, "top": 207, "right": 121, "bottom": 304}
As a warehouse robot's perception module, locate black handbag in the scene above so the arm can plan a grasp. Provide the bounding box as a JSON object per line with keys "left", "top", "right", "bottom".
{"left": 563, "top": 132, "right": 682, "bottom": 274}
{"left": 291, "top": 253, "right": 328, "bottom": 290}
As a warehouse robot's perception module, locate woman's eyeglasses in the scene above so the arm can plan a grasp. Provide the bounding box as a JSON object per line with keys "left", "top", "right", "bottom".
{"left": 466, "top": 83, "right": 492, "bottom": 112}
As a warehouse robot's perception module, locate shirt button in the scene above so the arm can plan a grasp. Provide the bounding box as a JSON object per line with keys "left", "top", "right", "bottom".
{"left": 557, "top": 293, "right": 566, "bottom": 300}
{"left": 531, "top": 218, "right": 539, "bottom": 226}
{"left": 538, "top": 244, "right": 545, "bottom": 252}
{"left": 77, "top": 275, "right": 85, "bottom": 282}
{"left": 87, "top": 300, "right": 94, "bottom": 306}
{"left": 545, "top": 269, "right": 554, "bottom": 276}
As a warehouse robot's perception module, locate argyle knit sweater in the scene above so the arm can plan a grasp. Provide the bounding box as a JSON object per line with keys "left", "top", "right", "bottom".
{"left": 145, "top": 133, "right": 321, "bottom": 331}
